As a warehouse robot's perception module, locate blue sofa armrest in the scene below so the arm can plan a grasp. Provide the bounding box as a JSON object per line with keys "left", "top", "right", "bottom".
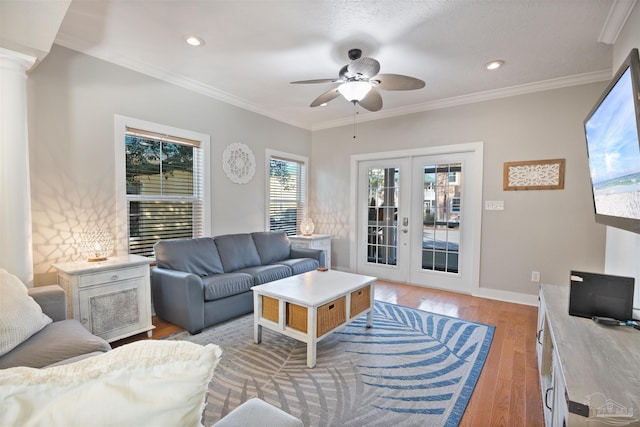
{"left": 151, "top": 267, "right": 206, "bottom": 334}
{"left": 29, "top": 285, "right": 67, "bottom": 321}
{"left": 290, "top": 247, "right": 325, "bottom": 267}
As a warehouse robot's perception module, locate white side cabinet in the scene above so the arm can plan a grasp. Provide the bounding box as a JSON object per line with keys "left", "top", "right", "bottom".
{"left": 289, "top": 234, "right": 332, "bottom": 269}
{"left": 53, "top": 255, "right": 154, "bottom": 343}
{"left": 537, "top": 284, "right": 639, "bottom": 426}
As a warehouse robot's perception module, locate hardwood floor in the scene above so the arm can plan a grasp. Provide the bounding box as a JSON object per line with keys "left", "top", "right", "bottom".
{"left": 374, "top": 281, "right": 544, "bottom": 426}
{"left": 113, "top": 280, "right": 544, "bottom": 426}
{"left": 110, "top": 317, "right": 182, "bottom": 347}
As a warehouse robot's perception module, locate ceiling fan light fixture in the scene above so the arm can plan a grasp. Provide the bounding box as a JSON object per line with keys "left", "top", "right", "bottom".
{"left": 338, "top": 81, "right": 372, "bottom": 102}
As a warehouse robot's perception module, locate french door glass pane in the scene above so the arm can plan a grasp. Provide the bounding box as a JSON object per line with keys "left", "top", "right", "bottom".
{"left": 422, "top": 163, "right": 461, "bottom": 273}
{"left": 367, "top": 167, "right": 399, "bottom": 266}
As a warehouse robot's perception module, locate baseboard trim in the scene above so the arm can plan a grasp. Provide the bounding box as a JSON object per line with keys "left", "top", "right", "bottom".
{"left": 336, "top": 267, "right": 540, "bottom": 307}
{"left": 472, "top": 287, "right": 539, "bottom": 307}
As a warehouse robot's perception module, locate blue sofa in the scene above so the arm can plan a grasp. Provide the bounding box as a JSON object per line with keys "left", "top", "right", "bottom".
{"left": 151, "top": 231, "right": 325, "bottom": 334}
{"left": 0, "top": 285, "right": 111, "bottom": 369}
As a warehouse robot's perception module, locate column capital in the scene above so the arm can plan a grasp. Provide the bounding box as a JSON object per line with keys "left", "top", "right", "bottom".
{"left": 0, "top": 47, "right": 36, "bottom": 70}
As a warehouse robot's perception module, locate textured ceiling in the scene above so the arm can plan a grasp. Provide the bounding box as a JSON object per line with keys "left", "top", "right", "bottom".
{"left": 54, "top": 0, "right": 625, "bottom": 130}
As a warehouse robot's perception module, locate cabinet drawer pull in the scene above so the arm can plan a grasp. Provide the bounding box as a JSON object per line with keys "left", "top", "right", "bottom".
{"left": 328, "top": 304, "right": 335, "bottom": 310}
{"left": 111, "top": 275, "right": 119, "bottom": 280}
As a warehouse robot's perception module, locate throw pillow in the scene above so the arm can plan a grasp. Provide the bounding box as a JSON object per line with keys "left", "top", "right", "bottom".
{"left": 0, "top": 340, "right": 222, "bottom": 427}
{"left": 0, "top": 268, "right": 52, "bottom": 357}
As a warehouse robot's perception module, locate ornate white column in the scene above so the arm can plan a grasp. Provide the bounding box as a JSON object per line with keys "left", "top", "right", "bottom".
{"left": 0, "top": 48, "right": 36, "bottom": 286}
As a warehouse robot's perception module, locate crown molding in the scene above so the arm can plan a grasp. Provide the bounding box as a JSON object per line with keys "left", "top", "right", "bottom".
{"left": 598, "top": 0, "right": 637, "bottom": 44}
{"left": 311, "top": 69, "right": 612, "bottom": 131}
{"left": 55, "top": 32, "right": 612, "bottom": 133}
{"left": 54, "top": 33, "right": 310, "bottom": 130}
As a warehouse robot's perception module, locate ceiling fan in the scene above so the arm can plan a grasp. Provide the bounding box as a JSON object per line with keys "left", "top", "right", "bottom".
{"left": 291, "top": 48, "right": 425, "bottom": 112}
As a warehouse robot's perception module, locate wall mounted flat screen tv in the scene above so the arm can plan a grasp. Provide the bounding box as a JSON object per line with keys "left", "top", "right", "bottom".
{"left": 583, "top": 48, "right": 640, "bottom": 234}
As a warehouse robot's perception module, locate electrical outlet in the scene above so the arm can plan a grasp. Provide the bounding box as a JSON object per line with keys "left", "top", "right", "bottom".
{"left": 531, "top": 271, "right": 540, "bottom": 282}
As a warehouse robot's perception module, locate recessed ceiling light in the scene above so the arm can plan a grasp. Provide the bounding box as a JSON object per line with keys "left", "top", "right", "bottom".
{"left": 184, "top": 35, "right": 205, "bottom": 47}
{"left": 485, "top": 60, "right": 504, "bottom": 70}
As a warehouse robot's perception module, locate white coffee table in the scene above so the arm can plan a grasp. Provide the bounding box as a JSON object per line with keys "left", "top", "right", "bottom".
{"left": 252, "top": 270, "right": 376, "bottom": 368}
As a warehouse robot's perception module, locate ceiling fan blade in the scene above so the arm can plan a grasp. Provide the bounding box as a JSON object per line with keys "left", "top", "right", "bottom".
{"left": 310, "top": 87, "right": 341, "bottom": 107}
{"left": 348, "top": 57, "right": 380, "bottom": 78}
{"left": 291, "top": 78, "right": 338, "bottom": 84}
{"left": 358, "top": 88, "right": 383, "bottom": 112}
{"left": 373, "top": 74, "right": 425, "bottom": 90}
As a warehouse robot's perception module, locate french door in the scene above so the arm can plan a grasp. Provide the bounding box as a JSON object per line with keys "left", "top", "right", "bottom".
{"left": 356, "top": 158, "right": 411, "bottom": 282}
{"left": 355, "top": 145, "right": 482, "bottom": 294}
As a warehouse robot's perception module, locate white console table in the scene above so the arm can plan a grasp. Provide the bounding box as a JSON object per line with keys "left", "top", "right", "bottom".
{"left": 53, "top": 255, "right": 154, "bottom": 343}
{"left": 289, "top": 234, "right": 332, "bottom": 269}
{"left": 537, "top": 284, "right": 639, "bottom": 426}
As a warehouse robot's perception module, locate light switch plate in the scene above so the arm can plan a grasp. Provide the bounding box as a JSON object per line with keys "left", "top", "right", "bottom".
{"left": 485, "top": 200, "right": 504, "bottom": 210}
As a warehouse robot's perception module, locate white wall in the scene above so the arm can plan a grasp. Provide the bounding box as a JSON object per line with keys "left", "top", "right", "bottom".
{"left": 310, "top": 82, "right": 608, "bottom": 298}
{"left": 28, "top": 45, "right": 311, "bottom": 284}
{"left": 609, "top": 2, "right": 640, "bottom": 315}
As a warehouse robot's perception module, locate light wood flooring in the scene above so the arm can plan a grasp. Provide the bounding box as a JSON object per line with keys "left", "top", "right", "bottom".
{"left": 114, "top": 280, "right": 544, "bottom": 426}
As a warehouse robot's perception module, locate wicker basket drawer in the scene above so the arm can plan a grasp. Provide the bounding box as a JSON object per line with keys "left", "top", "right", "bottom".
{"left": 350, "top": 285, "right": 371, "bottom": 317}
{"left": 317, "top": 296, "right": 346, "bottom": 337}
{"left": 262, "top": 296, "right": 279, "bottom": 323}
{"left": 286, "top": 303, "right": 308, "bottom": 332}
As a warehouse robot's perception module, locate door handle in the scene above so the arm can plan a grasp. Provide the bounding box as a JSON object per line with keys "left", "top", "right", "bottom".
{"left": 545, "top": 387, "right": 554, "bottom": 410}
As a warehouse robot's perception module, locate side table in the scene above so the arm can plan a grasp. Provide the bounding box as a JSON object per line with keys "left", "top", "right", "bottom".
{"left": 52, "top": 254, "right": 154, "bottom": 342}
{"left": 288, "top": 234, "right": 332, "bottom": 269}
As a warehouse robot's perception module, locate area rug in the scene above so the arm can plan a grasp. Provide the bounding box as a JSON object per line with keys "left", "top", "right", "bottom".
{"left": 172, "top": 301, "right": 494, "bottom": 426}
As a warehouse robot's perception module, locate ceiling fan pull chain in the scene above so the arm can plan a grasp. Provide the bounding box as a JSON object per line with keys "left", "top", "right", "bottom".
{"left": 353, "top": 101, "right": 358, "bottom": 139}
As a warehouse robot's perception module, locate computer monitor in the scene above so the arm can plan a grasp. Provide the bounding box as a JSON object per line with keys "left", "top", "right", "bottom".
{"left": 569, "top": 270, "right": 634, "bottom": 320}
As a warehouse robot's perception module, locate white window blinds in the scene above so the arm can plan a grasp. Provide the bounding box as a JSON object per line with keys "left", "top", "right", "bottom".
{"left": 268, "top": 155, "right": 306, "bottom": 236}
{"left": 125, "top": 127, "right": 204, "bottom": 256}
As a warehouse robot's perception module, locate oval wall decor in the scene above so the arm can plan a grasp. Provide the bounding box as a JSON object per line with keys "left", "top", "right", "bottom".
{"left": 222, "top": 142, "right": 256, "bottom": 184}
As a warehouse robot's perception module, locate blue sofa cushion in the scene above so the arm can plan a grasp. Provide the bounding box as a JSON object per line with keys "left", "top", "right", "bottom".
{"left": 202, "top": 272, "right": 255, "bottom": 301}
{"left": 276, "top": 258, "right": 319, "bottom": 275}
{"left": 0, "top": 320, "right": 111, "bottom": 369}
{"left": 251, "top": 231, "right": 291, "bottom": 264}
{"left": 215, "top": 234, "right": 262, "bottom": 272}
{"left": 236, "top": 264, "right": 291, "bottom": 285}
{"left": 154, "top": 238, "right": 224, "bottom": 276}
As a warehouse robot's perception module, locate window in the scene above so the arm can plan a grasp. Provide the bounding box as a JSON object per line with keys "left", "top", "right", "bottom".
{"left": 115, "top": 116, "right": 210, "bottom": 257}
{"left": 266, "top": 150, "right": 308, "bottom": 236}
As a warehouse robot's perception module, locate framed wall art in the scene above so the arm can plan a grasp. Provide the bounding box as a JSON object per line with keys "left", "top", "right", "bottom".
{"left": 503, "top": 158, "right": 565, "bottom": 191}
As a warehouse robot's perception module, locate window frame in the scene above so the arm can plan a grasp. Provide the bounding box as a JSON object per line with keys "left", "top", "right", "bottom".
{"left": 265, "top": 149, "right": 309, "bottom": 235}
{"left": 114, "top": 115, "right": 211, "bottom": 258}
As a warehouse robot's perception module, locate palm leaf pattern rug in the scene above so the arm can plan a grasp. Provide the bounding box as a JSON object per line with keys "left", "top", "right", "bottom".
{"left": 176, "top": 301, "right": 494, "bottom": 426}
